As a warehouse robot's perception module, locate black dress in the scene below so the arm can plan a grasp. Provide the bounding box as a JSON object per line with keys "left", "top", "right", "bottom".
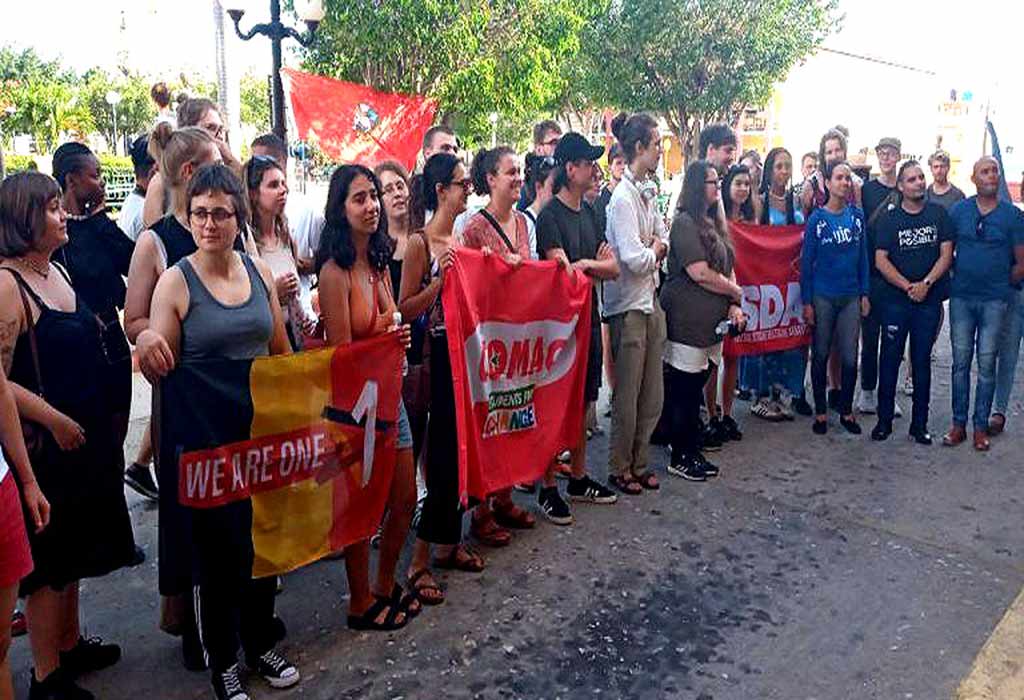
{"left": 4, "top": 268, "right": 136, "bottom": 596}
{"left": 56, "top": 213, "right": 134, "bottom": 420}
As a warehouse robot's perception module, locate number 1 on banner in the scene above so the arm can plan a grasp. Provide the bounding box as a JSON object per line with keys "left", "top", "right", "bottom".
{"left": 351, "top": 380, "right": 379, "bottom": 487}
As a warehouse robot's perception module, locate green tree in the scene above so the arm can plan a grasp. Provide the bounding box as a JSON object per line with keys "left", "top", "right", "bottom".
{"left": 301, "top": 0, "right": 604, "bottom": 148}
{"left": 580, "top": 0, "right": 839, "bottom": 161}
{"left": 80, "top": 68, "right": 156, "bottom": 152}
{"left": 240, "top": 73, "right": 271, "bottom": 132}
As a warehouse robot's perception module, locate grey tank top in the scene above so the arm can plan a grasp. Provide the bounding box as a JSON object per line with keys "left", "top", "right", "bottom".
{"left": 177, "top": 254, "right": 273, "bottom": 362}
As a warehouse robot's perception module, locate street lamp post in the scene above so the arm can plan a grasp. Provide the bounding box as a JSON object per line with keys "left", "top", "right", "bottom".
{"left": 226, "top": 0, "right": 326, "bottom": 141}
{"left": 105, "top": 90, "right": 122, "bottom": 156}
{"left": 489, "top": 112, "right": 499, "bottom": 148}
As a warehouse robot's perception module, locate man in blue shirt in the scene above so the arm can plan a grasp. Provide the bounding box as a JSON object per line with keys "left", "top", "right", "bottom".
{"left": 944, "top": 157, "right": 1024, "bottom": 450}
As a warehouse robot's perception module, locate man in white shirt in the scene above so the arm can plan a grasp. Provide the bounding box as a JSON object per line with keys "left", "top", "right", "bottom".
{"left": 603, "top": 113, "right": 669, "bottom": 494}
{"left": 251, "top": 134, "right": 325, "bottom": 323}
{"left": 118, "top": 135, "right": 156, "bottom": 241}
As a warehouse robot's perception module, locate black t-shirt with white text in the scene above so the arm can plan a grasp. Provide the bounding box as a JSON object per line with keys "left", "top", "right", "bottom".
{"left": 874, "top": 202, "right": 953, "bottom": 306}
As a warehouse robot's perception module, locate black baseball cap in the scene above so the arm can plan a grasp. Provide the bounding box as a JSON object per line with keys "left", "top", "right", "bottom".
{"left": 129, "top": 135, "right": 154, "bottom": 169}
{"left": 554, "top": 132, "right": 604, "bottom": 166}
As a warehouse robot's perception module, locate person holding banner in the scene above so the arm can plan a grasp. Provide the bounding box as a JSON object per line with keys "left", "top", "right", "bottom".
{"left": 660, "top": 160, "right": 744, "bottom": 482}
{"left": 136, "top": 164, "right": 300, "bottom": 699}
{"left": 870, "top": 161, "right": 953, "bottom": 443}
{"left": 316, "top": 164, "right": 421, "bottom": 629}
{"left": 0, "top": 171, "right": 136, "bottom": 700}
{"left": 535, "top": 133, "right": 620, "bottom": 524}
{"left": 715, "top": 164, "right": 759, "bottom": 439}
{"left": 741, "top": 147, "right": 812, "bottom": 421}
{"left": 400, "top": 152, "right": 476, "bottom": 603}
{"left": 460, "top": 146, "right": 539, "bottom": 538}
{"left": 801, "top": 161, "right": 871, "bottom": 435}
{"left": 602, "top": 113, "right": 668, "bottom": 495}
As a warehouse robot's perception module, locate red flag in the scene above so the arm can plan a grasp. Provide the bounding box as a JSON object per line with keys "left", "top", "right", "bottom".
{"left": 282, "top": 68, "right": 437, "bottom": 170}
{"left": 442, "top": 249, "right": 592, "bottom": 502}
{"left": 724, "top": 223, "right": 811, "bottom": 357}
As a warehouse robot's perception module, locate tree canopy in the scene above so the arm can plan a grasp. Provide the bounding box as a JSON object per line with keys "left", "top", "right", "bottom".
{"left": 579, "top": 0, "right": 839, "bottom": 159}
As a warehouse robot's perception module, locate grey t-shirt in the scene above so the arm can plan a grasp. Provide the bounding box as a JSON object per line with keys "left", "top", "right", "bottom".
{"left": 926, "top": 184, "right": 966, "bottom": 212}
{"left": 659, "top": 212, "right": 735, "bottom": 348}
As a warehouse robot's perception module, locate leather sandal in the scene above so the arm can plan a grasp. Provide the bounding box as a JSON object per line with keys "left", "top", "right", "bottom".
{"left": 493, "top": 502, "right": 536, "bottom": 530}
{"left": 406, "top": 568, "right": 445, "bottom": 606}
{"left": 470, "top": 513, "right": 512, "bottom": 547}
{"left": 635, "top": 472, "right": 660, "bottom": 491}
{"left": 433, "top": 544, "right": 486, "bottom": 572}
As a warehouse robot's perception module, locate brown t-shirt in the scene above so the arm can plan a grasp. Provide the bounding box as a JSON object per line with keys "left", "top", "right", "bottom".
{"left": 659, "top": 212, "right": 735, "bottom": 348}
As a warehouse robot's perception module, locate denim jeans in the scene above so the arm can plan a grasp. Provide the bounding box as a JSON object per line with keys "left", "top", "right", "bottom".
{"left": 950, "top": 297, "right": 1007, "bottom": 430}
{"left": 993, "top": 288, "right": 1024, "bottom": 417}
{"left": 811, "top": 296, "right": 860, "bottom": 416}
{"left": 877, "top": 302, "right": 942, "bottom": 431}
{"left": 860, "top": 306, "right": 881, "bottom": 391}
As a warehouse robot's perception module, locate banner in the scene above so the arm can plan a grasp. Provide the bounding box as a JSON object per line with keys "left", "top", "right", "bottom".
{"left": 282, "top": 68, "right": 437, "bottom": 170}
{"left": 158, "top": 334, "right": 403, "bottom": 579}
{"left": 724, "top": 223, "right": 811, "bottom": 357}
{"left": 442, "top": 249, "right": 592, "bottom": 502}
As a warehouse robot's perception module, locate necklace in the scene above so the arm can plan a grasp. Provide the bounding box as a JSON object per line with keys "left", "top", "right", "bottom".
{"left": 16, "top": 257, "right": 49, "bottom": 279}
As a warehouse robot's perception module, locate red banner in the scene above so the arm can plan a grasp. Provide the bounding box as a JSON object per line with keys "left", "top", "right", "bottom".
{"left": 282, "top": 68, "right": 438, "bottom": 170}
{"left": 724, "top": 223, "right": 811, "bottom": 357}
{"left": 442, "top": 249, "right": 593, "bottom": 502}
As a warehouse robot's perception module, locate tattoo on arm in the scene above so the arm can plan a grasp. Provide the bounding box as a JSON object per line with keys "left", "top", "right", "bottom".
{"left": 0, "top": 318, "right": 19, "bottom": 376}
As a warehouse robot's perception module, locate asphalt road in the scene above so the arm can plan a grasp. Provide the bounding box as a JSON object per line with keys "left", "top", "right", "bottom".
{"left": 9, "top": 327, "right": 1024, "bottom": 699}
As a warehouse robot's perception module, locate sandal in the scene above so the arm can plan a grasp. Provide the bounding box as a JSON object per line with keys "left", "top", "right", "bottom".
{"left": 635, "top": 472, "right": 660, "bottom": 491}
{"left": 433, "top": 544, "right": 486, "bottom": 572}
{"left": 470, "top": 513, "right": 512, "bottom": 547}
{"left": 493, "top": 502, "right": 536, "bottom": 530}
{"left": 346, "top": 597, "right": 408, "bottom": 631}
{"left": 608, "top": 474, "right": 642, "bottom": 495}
{"left": 387, "top": 583, "right": 421, "bottom": 618}
{"left": 406, "top": 568, "right": 445, "bottom": 606}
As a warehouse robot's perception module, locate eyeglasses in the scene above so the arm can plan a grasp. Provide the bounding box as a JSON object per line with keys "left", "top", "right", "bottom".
{"left": 190, "top": 208, "right": 236, "bottom": 225}
{"left": 705, "top": 179, "right": 721, "bottom": 187}
{"left": 449, "top": 178, "right": 473, "bottom": 193}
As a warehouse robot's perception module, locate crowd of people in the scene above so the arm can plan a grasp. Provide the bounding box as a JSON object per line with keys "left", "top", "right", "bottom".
{"left": 0, "top": 92, "right": 1022, "bottom": 700}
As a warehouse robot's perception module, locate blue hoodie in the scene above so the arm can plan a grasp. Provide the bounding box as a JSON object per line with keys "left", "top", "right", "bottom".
{"left": 800, "top": 205, "right": 870, "bottom": 304}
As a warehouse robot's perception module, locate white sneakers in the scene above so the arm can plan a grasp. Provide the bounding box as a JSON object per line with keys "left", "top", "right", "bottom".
{"left": 857, "top": 388, "right": 902, "bottom": 417}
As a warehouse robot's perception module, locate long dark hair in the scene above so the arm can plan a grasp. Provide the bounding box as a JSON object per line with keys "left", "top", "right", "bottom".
{"left": 409, "top": 152, "right": 460, "bottom": 229}
{"left": 721, "top": 165, "right": 755, "bottom": 223}
{"left": 0, "top": 172, "right": 62, "bottom": 257}
{"left": 610, "top": 111, "right": 658, "bottom": 163}
{"left": 244, "top": 154, "right": 292, "bottom": 252}
{"left": 317, "top": 164, "right": 391, "bottom": 273}
{"left": 678, "top": 160, "right": 731, "bottom": 272}
{"left": 759, "top": 147, "right": 798, "bottom": 225}
{"left": 470, "top": 146, "right": 515, "bottom": 195}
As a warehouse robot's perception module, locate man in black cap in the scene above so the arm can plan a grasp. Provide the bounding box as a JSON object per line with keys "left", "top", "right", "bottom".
{"left": 118, "top": 135, "right": 156, "bottom": 242}
{"left": 534, "top": 132, "right": 621, "bottom": 525}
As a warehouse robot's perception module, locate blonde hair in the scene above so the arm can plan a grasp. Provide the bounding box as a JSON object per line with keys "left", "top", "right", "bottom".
{"left": 148, "top": 123, "right": 215, "bottom": 190}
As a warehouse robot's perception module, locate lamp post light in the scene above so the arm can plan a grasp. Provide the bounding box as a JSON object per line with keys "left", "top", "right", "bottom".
{"left": 226, "top": 0, "right": 325, "bottom": 141}
{"left": 489, "top": 111, "right": 499, "bottom": 148}
{"left": 105, "top": 90, "right": 122, "bottom": 156}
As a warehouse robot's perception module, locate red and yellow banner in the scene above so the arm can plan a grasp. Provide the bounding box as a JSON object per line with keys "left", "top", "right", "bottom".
{"left": 442, "top": 249, "right": 593, "bottom": 502}
{"left": 725, "top": 223, "right": 811, "bottom": 357}
{"left": 161, "top": 334, "right": 403, "bottom": 578}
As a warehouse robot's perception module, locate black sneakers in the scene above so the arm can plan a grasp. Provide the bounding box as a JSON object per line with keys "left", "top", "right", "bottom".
{"left": 248, "top": 649, "right": 300, "bottom": 689}
{"left": 124, "top": 462, "right": 159, "bottom": 501}
{"left": 29, "top": 668, "right": 94, "bottom": 700}
{"left": 700, "top": 420, "right": 723, "bottom": 452}
{"left": 871, "top": 422, "right": 892, "bottom": 441}
{"left": 538, "top": 487, "right": 573, "bottom": 525}
{"left": 212, "top": 664, "right": 249, "bottom": 700}
{"left": 59, "top": 637, "right": 121, "bottom": 678}
{"left": 566, "top": 475, "right": 618, "bottom": 504}
{"left": 719, "top": 415, "right": 743, "bottom": 441}
{"left": 668, "top": 454, "right": 707, "bottom": 481}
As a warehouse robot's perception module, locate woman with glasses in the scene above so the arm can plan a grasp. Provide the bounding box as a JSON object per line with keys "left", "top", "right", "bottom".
{"left": 0, "top": 171, "right": 136, "bottom": 700}
{"left": 245, "top": 155, "right": 314, "bottom": 350}
{"left": 399, "top": 153, "right": 475, "bottom": 608}
{"left": 136, "top": 164, "right": 299, "bottom": 700}
{"left": 143, "top": 98, "right": 240, "bottom": 228}
{"left": 801, "top": 161, "right": 871, "bottom": 435}
{"left": 660, "top": 160, "right": 745, "bottom": 482}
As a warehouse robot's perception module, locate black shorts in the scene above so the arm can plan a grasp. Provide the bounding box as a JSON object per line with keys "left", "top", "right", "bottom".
{"left": 585, "top": 327, "right": 603, "bottom": 403}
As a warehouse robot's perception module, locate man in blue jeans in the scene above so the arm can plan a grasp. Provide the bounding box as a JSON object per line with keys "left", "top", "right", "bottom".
{"left": 944, "top": 157, "right": 1024, "bottom": 450}
{"left": 989, "top": 286, "right": 1024, "bottom": 436}
{"left": 871, "top": 161, "right": 954, "bottom": 443}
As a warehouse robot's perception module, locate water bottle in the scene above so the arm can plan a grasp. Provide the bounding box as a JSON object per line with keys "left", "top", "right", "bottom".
{"left": 394, "top": 312, "right": 409, "bottom": 377}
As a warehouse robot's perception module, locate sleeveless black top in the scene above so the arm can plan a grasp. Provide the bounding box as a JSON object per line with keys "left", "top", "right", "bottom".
{"left": 151, "top": 213, "right": 246, "bottom": 269}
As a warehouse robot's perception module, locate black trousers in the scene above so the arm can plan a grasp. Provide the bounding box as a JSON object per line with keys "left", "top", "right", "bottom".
{"left": 666, "top": 363, "right": 712, "bottom": 464}
{"left": 877, "top": 302, "right": 941, "bottom": 430}
{"left": 192, "top": 499, "right": 276, "bottom": 673}
{"left": 417, "top": 331, "right": 464, "bottom": 545}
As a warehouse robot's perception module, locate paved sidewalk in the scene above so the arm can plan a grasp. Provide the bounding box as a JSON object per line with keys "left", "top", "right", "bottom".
{"left": 9, "top": 329, "right": 1024, "bottom": 699}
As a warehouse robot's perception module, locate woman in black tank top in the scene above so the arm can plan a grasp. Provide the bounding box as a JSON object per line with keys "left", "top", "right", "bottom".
{"left": 0, "top": 172, "right": 136, "bottom": 700}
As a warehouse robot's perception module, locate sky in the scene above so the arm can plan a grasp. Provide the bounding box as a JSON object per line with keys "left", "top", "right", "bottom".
{"left": 2, "top": 0, "right": 1020, "bottom": 174}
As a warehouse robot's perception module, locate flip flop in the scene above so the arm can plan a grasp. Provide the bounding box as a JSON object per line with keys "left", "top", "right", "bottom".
{"left": 608, "top": 474, "right": 642, "bottom": 495}
{"left": 406, "top": 568, "right": 445, "bottom": 606}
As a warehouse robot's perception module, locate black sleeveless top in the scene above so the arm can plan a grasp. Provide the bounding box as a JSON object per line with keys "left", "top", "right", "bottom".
{"left": 151, "top": 214, "right": 246, "bottom": 269}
